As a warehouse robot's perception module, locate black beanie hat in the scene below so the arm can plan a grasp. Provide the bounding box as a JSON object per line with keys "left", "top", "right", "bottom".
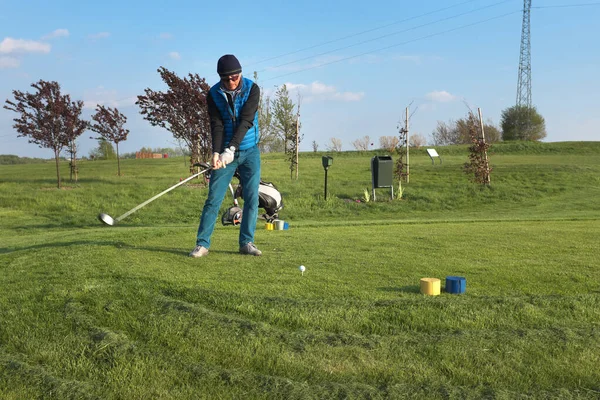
{"left": 217, "top": 54, "right": 242, "bottom": 77}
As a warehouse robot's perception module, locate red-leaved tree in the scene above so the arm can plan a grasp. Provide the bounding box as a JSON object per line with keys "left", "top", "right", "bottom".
{"left": 90, "top": 105, "right": 129, "bottom": 176}
{"left": 3, "top": 80, "right": 88, "bottom": 188}
{"left": 136, "top": 67, "right": 211, "bottom": 171}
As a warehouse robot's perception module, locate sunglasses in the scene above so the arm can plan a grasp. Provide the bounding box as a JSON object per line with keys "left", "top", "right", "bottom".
{"left": 221, "top": 74, "right": 240, "bottom": 82}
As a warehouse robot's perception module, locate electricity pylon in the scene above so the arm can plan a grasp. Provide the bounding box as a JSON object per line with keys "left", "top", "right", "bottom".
{"left": 516, "top": 0, "right": 532, "bottom": 108}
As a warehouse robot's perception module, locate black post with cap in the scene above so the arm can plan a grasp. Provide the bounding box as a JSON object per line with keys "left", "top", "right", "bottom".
{"left": 322, "top": 156, "right": 333, "bottom": 200}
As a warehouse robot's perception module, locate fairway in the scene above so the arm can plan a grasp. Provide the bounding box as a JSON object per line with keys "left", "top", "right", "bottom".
{"left": 1, "top": 143, "right": 600, "bottom": 399}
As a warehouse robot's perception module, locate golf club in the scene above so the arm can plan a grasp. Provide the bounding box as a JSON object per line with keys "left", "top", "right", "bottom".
{"left": 98, "top": 165, "right": 212, "bottom": 226}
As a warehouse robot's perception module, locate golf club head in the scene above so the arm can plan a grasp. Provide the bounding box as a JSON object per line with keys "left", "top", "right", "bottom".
{"left": 98, "top": 213, "right": 115, "bottom": 226}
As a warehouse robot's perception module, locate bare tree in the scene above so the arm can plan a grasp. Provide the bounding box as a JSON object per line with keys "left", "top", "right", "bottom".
{"left": 136, "top": 67, "right": 211, "bottom": 171}
{"left": 481, "top": 120, "right": 502, "bottom": 143}
{"left": 311, "top": 140, "right": 319, "bottom": 152}
{"left": 433, "top": 118, "right": 501, "bottom": 145}
{"left": 90, "top": 105, "right": 130, "bottom": 176}
{"left": 4, "top": 80, "right": 87, "bottom": 188}
{"left": 352, "top": 136, "right": 370, "bottom": 151}
{"left": 326, "top": 137, "right": 342, "bottom": 152}
{"left": 431, "top": 120, "right": 460, "bottom": 146}
{"left": 379, "top": 136, "right": 399, "bottom": 153}
{"left": 410, "top": 133, "right": 427, "bottom": 148}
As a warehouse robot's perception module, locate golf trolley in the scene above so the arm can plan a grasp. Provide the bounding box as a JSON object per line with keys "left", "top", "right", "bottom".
{"left": 219, "top": 167, "right": 283, "bottom": 226}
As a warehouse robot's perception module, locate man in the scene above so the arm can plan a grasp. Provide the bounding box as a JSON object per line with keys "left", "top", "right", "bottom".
{"left": 189, "top": 54, "right": 262, "bottom": 257}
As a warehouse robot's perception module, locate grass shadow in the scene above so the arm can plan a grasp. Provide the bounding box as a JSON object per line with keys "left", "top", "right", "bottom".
{"left": 0, "top": 239, "right": 242, "bottom": 258}
{"left": 0, "top": 177, "right": 126, "bottom": 185}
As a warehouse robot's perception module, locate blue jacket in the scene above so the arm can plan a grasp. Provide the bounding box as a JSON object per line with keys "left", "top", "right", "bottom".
{"left": 209, "top": 77, "right": 259, "bottom": 151}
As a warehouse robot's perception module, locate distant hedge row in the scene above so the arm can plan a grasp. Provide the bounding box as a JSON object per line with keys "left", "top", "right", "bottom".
{"left": 0, "top": 154, "right": 49, "bottom": 165}
{"left": 300, "top": 141, "right": 600, "bottom": 158}
{"left": 3, "top": 141, "right": 599, "bottom": 165}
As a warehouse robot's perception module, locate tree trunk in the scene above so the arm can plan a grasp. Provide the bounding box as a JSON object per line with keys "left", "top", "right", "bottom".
{"left": 116, "top": 142, "right": 121, "bottom": 176}
{"left": 54, "top": 149, "right": 61, "bottom": 189}
{"left": 189, "top": 137, "right": 201, "bottom": 176}
{"left": 70, "top": 141, "right": 78, "bottom": 183}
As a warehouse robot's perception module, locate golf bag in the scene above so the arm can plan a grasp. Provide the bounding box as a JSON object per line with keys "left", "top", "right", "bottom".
{"left": 233, "top": 179, "right": 283, "bottom": 223}
{"left": 219, "top": 169, "right": 284, "bottom": 226}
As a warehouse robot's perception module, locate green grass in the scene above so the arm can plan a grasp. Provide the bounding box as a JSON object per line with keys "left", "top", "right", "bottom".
{"left": 1, "top": 142, "right": 600, "bottom": 399}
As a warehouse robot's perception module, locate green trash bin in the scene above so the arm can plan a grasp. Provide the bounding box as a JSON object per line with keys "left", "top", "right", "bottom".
{"left": 371, "top": 155, "right": 393, "bottom": 188}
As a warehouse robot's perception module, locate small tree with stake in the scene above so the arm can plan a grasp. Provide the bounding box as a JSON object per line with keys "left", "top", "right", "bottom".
{"left": 65, "top": 103, "right": 88, "bottom": 183}
{"left": 3, "top": 80, "right": 87, "bottom": 188}
{"left": 287, "top": 105, "right": 302, "bottom": 180}
{"left": 394, "top": 124, "right": 408, "bottom": 183}
{"left": 136, "top": 67, "right": 211, "bottom": 173}
{"left": 464, "top": 110, "right": 492, "bottom": 185}
{"left": 90, "top": 105, "right": 129, "bottom": 176}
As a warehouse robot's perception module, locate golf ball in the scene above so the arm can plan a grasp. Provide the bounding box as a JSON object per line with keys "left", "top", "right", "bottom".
{"left": 299, "top": 265, "right": 306, "bottom": 272}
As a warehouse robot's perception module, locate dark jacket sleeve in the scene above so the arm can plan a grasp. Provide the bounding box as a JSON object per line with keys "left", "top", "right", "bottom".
{"left": 207, "top": 91, "right": 224, "bottom": 154}
{"left": 227, "top": 83, "right": 260, "bottom": 150}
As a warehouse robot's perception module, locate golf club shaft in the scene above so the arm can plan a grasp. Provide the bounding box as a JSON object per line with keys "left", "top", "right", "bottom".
{"left": 228, "top": 183, "right": 239, "bottom": 207}
{"left": 115, "top": 167, "right": 211, "bottom": 222}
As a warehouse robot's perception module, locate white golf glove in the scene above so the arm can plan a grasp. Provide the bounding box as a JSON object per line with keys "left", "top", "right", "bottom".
{"left": 219, "top": 147, "right": 235, "bottom": 167}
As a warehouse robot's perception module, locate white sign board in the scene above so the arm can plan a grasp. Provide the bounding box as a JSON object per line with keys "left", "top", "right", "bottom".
{"left": 426, "top": 148, "right": 442, "bottom": 164}
{"left": 426, "top": 149, "right": 439, "bottom": 158}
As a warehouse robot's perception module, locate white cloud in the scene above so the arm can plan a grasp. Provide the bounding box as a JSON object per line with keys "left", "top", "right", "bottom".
{"left": 0, "top": 56, "right": 20, "bottom": 68}
{"left": 168, "top": 51, "right": 181, "bottom": 60}
{"left": 83, "top": 87, "right": 137, "bottom": 110}
{"left": 425, "top": 90, "right": 456, "bottom": 103}
{"left": 333, "top": 92, "right": 365, "bottom": 102}
{"left": 283, "top": 81, "right": 364, "bottom": 103}
{"left": 88, "top": 32, "right": 110, "bottom": 39}
{"left": 159, "top": 33, "right": 173, "bottom": 39}
{"left": 0, "top": 37, "right": 51, "bottom": 54}
{"left": 42, "top": 29, "right": 69, "bottom": 40}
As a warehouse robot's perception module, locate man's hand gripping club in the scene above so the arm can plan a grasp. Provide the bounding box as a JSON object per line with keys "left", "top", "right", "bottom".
{"left": 212, "top": 147, "right": 235, "bottom": 170}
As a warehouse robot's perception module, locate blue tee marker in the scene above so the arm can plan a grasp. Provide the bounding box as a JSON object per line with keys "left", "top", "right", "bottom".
{"left": 445, "top": 276, "right": 466, "bottom": 294}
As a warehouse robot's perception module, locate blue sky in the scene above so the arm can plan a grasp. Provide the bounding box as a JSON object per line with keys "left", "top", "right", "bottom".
{"left": 1, "top": 0, "right": 599, "bottom": 158}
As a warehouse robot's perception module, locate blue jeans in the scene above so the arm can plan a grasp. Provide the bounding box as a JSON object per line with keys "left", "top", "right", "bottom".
{"left": 196, "top": 145, "right": 261, "bottom": 249}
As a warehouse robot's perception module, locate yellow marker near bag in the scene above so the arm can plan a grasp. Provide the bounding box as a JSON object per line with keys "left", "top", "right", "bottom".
{"left": 420, "top": 278, "right": 441, "bottom": 296}
{"left": 265, "top": 223, "right": 274, "bottom": 230}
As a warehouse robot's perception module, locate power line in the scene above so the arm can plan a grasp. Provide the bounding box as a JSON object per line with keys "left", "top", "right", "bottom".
{"left": 260, "top": 2, "right": 600, "bottom": 82}
{"left": 247, "top": 0, "right": 482, "bottom": 67}
{"left": 9, "top": 2, "right": 594, "bottom": 109}
{"left": 256, "top": 0, "right": 516, "bottom": 74}
{"left": 264, "top": 9, "right": 522, "bottom": 82}
{"left": 532, "top": 2, "right": 600, "bottom": 8}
